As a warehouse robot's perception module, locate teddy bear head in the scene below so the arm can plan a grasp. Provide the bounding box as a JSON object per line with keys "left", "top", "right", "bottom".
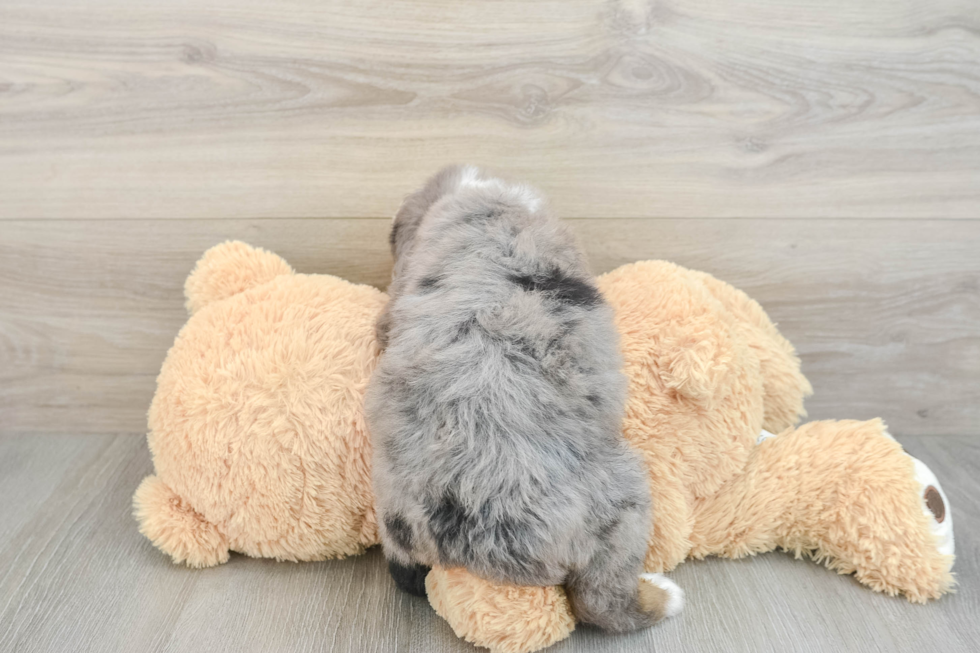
{"left": 136, "top": 241, "right": 386, "bottom": 566}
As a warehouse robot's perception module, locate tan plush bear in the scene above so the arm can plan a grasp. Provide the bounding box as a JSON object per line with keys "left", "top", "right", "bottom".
{"left": 134, "top": 242, "right": 955, "bottom": 653}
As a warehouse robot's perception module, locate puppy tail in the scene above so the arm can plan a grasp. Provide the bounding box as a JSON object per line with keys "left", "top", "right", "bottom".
{"left": 566, "top": 569, "right": 684, "bottom": 632}
{"left": 636, "top": 573, "right": 685, "bottom": 622}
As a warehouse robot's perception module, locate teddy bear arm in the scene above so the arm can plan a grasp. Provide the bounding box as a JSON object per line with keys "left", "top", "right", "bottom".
{"left": 132, "top": 475, "right": 230, "bottom": 567}
{"left": 689, "top": 270, "right": 812, "bottom": 431}
{"left": 425, "top": 566, "right": 575, "bottom": 653}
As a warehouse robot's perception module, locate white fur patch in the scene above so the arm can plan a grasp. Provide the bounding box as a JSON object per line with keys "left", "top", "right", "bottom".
{"left": 458, "top": 166, "right": 542, "bottom": 213}
{"left": 458, "top": 165, "right": 503, "bottom": 192}
{"left": 513, "top": 185, "right": 542, "bottom": 212}
{"left": 640, "top": 573, "right": 685, "bottom": 618}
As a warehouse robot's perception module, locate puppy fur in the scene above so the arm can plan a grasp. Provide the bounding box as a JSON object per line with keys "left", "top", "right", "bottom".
{"left": 366, "top": 165, "right": 678, "bottom": 632}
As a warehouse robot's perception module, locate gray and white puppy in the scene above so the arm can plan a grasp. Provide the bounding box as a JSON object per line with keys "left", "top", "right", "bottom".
{"left": 365, "top": 166, "right": 683, "bottom": 632}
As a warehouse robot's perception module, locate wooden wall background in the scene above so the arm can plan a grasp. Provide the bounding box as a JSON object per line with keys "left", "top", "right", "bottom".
{"left": 2, "top": 0, "right": 978, "bottom": 437}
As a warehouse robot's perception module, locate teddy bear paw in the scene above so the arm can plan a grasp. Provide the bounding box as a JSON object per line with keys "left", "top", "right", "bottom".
{"left": 909, "top": 455, "right": 955, "bottom": 557}
{"left": 881, "top": 430, "right": 955, "bottom": 558}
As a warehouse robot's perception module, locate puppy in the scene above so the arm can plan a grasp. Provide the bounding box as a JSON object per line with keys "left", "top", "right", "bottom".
{"left": 365, "top": 166, "right": 682, "bottom": 632}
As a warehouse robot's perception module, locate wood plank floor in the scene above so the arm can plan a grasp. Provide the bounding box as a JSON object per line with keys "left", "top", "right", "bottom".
{"left": 0, "top": 433, "right": 977, "bottom": 653}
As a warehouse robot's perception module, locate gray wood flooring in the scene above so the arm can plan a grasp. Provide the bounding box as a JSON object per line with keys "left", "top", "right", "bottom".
{"left": 0, "top": 433, "right": 977, "bottom": 653}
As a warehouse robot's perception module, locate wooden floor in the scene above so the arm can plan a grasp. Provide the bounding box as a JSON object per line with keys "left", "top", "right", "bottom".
{"left": 0, "top": 433, "right": 976, "bottom": 653}
{"left": 2, "top": 0, "right": 979, "bottom": 651}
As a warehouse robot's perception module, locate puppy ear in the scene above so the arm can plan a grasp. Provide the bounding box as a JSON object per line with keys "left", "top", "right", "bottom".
{"left": 184, "top": 241, "right": 293, "bottom": 314}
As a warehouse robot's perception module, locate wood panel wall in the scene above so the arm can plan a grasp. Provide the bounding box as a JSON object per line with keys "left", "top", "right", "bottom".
{"left": 1, "top": 0, "right": 978, "bottom": 436}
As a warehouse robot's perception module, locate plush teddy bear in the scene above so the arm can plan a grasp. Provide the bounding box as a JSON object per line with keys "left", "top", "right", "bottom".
{"left": 134, "top": 241, "right": 955, "bottom": 653}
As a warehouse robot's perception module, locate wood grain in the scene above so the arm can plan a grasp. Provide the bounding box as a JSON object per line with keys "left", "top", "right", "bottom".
{"left": 0, "top": 433, "right": 977, "bottom": 652}
{"left": 1, "top": 0, "right": 979, "bottom": 219}
{"left": 1, "top": 218, "right": 977, "bottom": 437}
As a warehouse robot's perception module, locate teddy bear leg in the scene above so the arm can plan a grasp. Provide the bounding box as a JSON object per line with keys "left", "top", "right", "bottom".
{"left": 425, "top": 566, "right": 575, "bottom": 653}
{"left": 762, "top": 424, "right": 955, "bottom": 565}
{"left": 132, "top": 475, "right": 230, "bottom": 568}
{"left": 694, "top": 420, "right": 955, "bottom": 602}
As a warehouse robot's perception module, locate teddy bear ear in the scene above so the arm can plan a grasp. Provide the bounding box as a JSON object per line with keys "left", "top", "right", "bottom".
{"left": 184, "top": 241, "right": 294, "bottom": 315}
